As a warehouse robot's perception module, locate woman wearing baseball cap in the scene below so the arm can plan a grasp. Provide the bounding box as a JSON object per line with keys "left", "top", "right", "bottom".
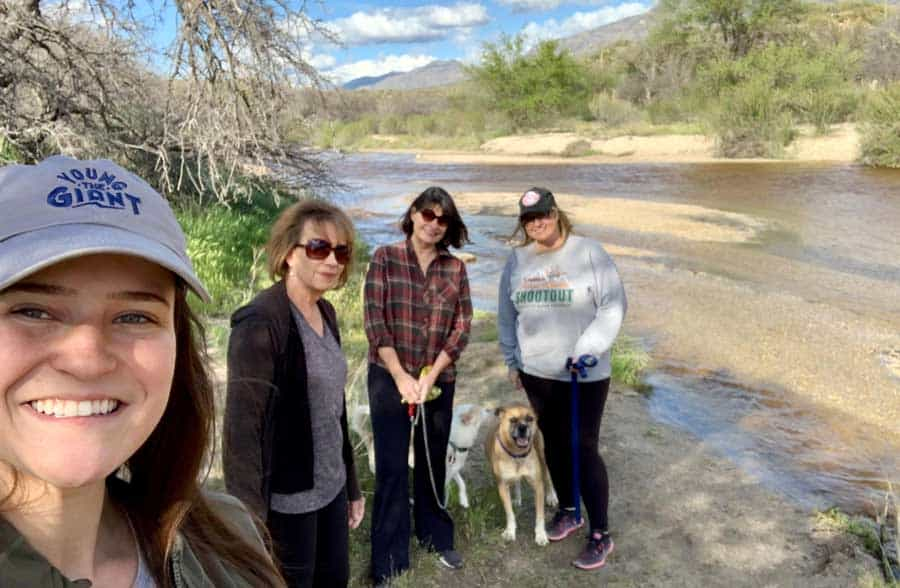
{"left": 497, "top": 187, "right": 627, "bottom": 571}
{"left": 0, "top": 156, "right": 285, "bottom": 586}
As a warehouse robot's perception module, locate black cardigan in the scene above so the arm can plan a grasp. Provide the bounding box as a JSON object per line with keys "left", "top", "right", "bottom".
{"left": 223, "top": 280, "right": 361, "bottom": 521}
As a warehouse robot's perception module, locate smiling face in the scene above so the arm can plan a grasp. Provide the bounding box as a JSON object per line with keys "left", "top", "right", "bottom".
{"left": 0, "top": 254, "right": 176, "bottom": 491}
{"left": 498, "top": 404, "right": 537, "bottom": 450}
{"left": 522, "top": 209, "right": 561, "bottom": 246}
{"left": 411, "top": 205, "right": 448, "bottom": 248}
{"left": 285, "top": 220, "right": 349, "bottom": 298}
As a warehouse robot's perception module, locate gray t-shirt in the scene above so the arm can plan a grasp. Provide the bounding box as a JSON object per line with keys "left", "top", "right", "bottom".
{"left": 270, "top": 304, "right": 348, "bottom": 514}
{"left": 498, "top": 234, "right": 627, "bottom": 382}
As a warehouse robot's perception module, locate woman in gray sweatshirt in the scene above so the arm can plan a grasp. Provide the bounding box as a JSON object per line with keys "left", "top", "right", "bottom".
{"left": 497, "top": 187, "right": 626, "bottom": 572}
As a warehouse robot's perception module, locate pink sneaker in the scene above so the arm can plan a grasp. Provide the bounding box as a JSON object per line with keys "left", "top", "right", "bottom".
{"left": 546, "top": 509, "right": 585, "bottom": 542}
{"left": 572, "top": 531, "right": 614, "bottom": 570}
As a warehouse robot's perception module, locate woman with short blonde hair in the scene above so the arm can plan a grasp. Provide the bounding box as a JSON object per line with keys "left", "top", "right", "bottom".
{"left": 225, "top": 198, "right": 364, "bottom": 588}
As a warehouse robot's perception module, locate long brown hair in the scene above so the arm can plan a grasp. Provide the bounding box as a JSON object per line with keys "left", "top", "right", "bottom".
{"left": 115, "top": 285, "right": 285, "bottom": 587}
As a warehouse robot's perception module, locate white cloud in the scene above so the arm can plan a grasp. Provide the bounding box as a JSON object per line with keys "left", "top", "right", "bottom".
{"left": 327, "top": 3, "right": 489, "bottom": 45}
{"left": 497, "top": 0, "right": 564, "bottom": 12}
{"left": 326, "top": 54, "right": 437, "bottom": 83}
{"left": 305, "top": 50, "right": 337, "bottom": 70}
{"left": 46, "top": 0, "right": 115, "bottom": 28}
{"left": 521, "top": 2, "right": 649, "bottom": 47}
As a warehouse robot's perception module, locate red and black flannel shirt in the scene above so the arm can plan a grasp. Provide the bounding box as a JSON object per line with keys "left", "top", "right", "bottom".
{"left": 364, "top": 239, "right": 472, "bottom": 382}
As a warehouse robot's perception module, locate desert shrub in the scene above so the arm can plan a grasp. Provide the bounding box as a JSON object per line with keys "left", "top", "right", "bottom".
{"left": 713, "top": 75, "right": 796, "bottom": 157}
{"left": 697, "top": 43, "right": 858, "bottom": 156}
{"left": 589, "top": 93, "right": 642, "bottom": 127}
{"left": 859, "top": 82, "right": 900, "bottom": 168}
{"left": 435, "top": 109, "right": 487, "bottom": 136}
{"left": 645, "top": 97, "right": 694, "bottom": 124}
{"left": 406, "top": 114, "right": 438, "bottom": 136}
{"left": 332, "top": 117, "right": 378, "bottom": 147}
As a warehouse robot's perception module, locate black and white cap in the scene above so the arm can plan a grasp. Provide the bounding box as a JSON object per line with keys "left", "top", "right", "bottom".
{"left": 518, "top": 187, "right": 556, "bottom": 217}
{"left": 0, "top": 155, "right": 209, "bottom": 301}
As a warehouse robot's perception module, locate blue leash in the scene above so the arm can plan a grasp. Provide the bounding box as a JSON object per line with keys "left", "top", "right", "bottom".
{"left": 566, "top": 354, "right": 598, "bottom": 525}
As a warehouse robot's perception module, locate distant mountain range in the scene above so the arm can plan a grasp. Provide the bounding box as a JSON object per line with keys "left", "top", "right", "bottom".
{"left": 555, "top": 11, "right": 659, "bottom": 56}
{"left": 342, "top": 1, "right": 897, "bottom": 91}
{"left": 342, "top": 60, "right": 467, "bottom": 91}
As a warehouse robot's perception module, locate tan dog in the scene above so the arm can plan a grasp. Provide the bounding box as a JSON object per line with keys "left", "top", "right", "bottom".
{"left": 485, "top": 403, "right": 558, "bottom": 545}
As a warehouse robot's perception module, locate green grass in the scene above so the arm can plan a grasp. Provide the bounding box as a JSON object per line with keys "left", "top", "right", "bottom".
{"left": 611, "top": 336, "right": 650, "bottom": 388}
{"left": 177, "top": 200, "right": 281, "bottom": 316}
{"left": 816, "top": 506, "right": 899, "bottom": 585}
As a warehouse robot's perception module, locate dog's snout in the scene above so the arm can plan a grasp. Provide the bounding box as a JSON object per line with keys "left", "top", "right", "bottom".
{"left": 516, "top": 424, "right": 529, "bottom": 436}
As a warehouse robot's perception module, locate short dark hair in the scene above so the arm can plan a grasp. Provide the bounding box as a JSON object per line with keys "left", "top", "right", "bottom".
{"left": 400, "top": 186, "right": 470, "bottom": 249}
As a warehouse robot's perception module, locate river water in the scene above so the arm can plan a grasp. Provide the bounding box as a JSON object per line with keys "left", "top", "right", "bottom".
{"left": 329, "top": 152, "right": 900, "bottom": 514}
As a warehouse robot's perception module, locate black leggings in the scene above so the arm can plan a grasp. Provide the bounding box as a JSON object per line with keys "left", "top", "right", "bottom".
{"left": 267, "top": 487, "right": 349, "bottom": 588}
{"left": 521, "top": 372, "right": 610, "bottom": 532}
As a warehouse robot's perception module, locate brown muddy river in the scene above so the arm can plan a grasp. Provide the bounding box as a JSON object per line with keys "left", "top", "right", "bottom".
{"left": 329, "top": 153, "right": 900, "bottom": 514}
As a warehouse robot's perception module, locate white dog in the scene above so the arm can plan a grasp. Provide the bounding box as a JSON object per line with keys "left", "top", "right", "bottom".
{"left": 351, "top": 402, "right": 489, "bottom": 508}
{"left": 445, "top": 403, "right": 491, "bottom": 508}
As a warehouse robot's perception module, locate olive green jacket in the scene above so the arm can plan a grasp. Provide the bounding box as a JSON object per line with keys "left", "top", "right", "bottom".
{"left": 0, "top": 493, "right": 268, "bottom": 587}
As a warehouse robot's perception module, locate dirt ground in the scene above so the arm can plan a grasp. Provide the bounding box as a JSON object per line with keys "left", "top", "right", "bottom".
{"left": 367, "top": 325, "right": 883, "bottom": 588}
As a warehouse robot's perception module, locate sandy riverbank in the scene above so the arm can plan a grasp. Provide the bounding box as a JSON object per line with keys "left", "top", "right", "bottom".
{"left": 405, "top": 124, "right": 860, "bottom": 165}
{"left": 450, "top": 190, "right": 900, "bottom": 446}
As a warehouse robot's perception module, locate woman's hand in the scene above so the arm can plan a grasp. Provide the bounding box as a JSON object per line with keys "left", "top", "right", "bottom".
{"left": 393, "top": 370, "right": 420, "bottom": 404}
{"left": 507, "top": 367, "right": 523, "bottom": 390}
{"left": 416, "top": 370, "right": 438, "bottom": 404}
{"left": 348, "top": 496, "right": 365, "bottom": 529}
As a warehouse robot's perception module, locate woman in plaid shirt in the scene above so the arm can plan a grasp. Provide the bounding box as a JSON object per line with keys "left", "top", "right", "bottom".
{"left": 364, "top": 186, "right": 473, "bottom": 585}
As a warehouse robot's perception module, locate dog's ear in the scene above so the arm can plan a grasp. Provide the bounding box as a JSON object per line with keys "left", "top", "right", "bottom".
{"left": 494, "top": 406, "right": 504, "bottom": 417}
{"left": 461, "top": 406, "right": 478, "bottom": 425}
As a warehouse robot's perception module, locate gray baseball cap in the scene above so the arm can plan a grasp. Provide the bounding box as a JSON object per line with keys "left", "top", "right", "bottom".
{"left": 0, "top": 155, "right": 210, "bottom": 301}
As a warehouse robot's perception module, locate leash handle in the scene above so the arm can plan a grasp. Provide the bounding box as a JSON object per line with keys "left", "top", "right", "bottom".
{"left": 567, "top": 354, "right": 598, "bottom": 378}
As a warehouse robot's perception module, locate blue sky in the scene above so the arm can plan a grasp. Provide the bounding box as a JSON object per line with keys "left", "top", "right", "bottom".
{"left": 50, "top": 0, "right": 651, "bottom": 83}
{"left": 303, "top": 1, "right": 653, "bottom": 83}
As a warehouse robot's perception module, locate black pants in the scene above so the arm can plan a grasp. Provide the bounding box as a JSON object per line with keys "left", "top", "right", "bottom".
{"left": 267, "top": 487, "right": 349, "bottom": 588}
{"left": 368, "top": 362, "right": 455, "bottom": 583}
{"left": 521, "top": 371, "right": 611, "bottom": 533}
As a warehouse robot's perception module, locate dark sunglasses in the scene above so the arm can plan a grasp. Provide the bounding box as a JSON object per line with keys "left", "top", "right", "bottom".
{"left": 419, "top": 208, "right": 450, "bottom": 227}
{"left": 520, "top": 210, "right": 553, "bottom": 225}
{"left": 297, "top": 239, "right": 351, "bottom": 264}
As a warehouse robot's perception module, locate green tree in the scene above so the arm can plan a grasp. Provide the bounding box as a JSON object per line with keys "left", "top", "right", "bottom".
{"left": 660, "top": 0, "right": 805, "bottom": 57}
{"left": 468, "top": 35, "right": 591, "bottom": 129}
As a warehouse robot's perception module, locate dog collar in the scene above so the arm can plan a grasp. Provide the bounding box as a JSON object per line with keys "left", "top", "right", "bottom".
{"left": 449, "top": 440, "right": 470, "bottom": 453}
{"left": 496, "top": 434, "right": 532, "bottom": 459}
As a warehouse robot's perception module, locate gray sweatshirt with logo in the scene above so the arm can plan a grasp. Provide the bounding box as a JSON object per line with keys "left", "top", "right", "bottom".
{"left": 498, "top": 234, "right": 627, "bottom": 382}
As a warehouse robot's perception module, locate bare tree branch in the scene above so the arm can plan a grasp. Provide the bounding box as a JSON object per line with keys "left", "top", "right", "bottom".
{"left": 0, "top": 0, "right": 339, "bottom": 203}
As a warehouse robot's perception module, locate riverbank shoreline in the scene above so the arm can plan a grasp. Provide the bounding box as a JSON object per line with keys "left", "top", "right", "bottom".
{"left": 359, "top": 123, "right": 861, "bottom": 166}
